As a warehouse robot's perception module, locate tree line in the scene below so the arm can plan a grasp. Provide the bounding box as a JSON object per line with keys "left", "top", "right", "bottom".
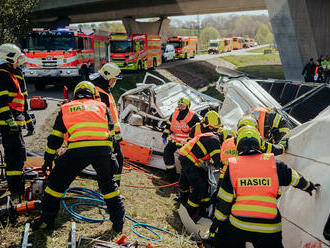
{"left": 0, "top": 2, "right": 274, "bottom": 50}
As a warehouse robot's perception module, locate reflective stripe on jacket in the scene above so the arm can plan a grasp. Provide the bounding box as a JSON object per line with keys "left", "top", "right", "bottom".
{"left": 170, "top": 108, "right": 194, "bottom": 144}
{"left": 61, "top": 99, "right": 111, "bottom": 149}
{"left": 0, "top": 69, "right": 24, "bottom": 112}
{"left": 193, "top": 123, "right": 202, "bottom": 137}
{"left": 96, "top": 86, "right": 120, "bottom": 133}
{"left": 178, "top": 132, "right": 214, "bottom": 167}
{"left": 229, "top": 153, "right": 279, "bottom": 219}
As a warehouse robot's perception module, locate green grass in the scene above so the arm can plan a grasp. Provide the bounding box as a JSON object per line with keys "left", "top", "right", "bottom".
{"left": 221, "top": 54, "right": 285, "bottom": 79}
{"left": 199, "top": 86, "right": 224, "bottom": 101}
{"left": 247, "top": 46, "right": 278, "bottom": 54}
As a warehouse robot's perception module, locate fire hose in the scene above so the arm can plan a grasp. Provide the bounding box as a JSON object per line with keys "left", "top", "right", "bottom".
{"left": 61, "top": 187, "right": 196, "bottom": 246}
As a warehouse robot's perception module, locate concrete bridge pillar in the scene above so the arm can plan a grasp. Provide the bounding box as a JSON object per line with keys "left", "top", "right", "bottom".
{"left": 266, "top": 0, "right": 330, "bottom": 81}
{"left": 122, "top": 17, "right": 170, "bottom": 43}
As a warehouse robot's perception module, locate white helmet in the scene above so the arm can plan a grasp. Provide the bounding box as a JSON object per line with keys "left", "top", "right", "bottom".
{"left": 0, "top": 43, "right": 23, "bottom": 64}
{"left": 99, "top": 63, "right": 121, "bottom": 80}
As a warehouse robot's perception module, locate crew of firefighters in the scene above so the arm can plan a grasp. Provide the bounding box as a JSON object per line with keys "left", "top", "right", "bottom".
{"left": 0, "top": 43, "right": 320, "bottom": 247}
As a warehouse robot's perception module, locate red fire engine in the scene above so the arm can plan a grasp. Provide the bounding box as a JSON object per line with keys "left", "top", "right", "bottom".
{"left": 109, "top": 34, "right": 162, "bottom": 71}
{"left": 167, "top": 36, "right": 198, "bottom": 59}
{"left": 20, "top": 27, "right": 109, "bottom": 90}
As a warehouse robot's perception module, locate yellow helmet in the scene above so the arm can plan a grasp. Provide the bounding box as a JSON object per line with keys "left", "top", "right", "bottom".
{"left": 178, "top": 97, "right": 191, "bottom": 108}
{"left": 73, "top": 81, "right": 97, "bottom": 99}
{"left": 236, "top": 125, "right": 261, "bottom": 154}
{"left": 237, "top": 115, "right": 258, "bottom": 130}
{"left": 203, "top": 110, "right": 222, "bottom": 128}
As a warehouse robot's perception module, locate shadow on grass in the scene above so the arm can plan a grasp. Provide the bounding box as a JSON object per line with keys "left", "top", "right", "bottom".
{"left": 237, "top": 64, "right": 285, "bottom": 80}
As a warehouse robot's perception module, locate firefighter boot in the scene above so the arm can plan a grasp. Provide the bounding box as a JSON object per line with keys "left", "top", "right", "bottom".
{"left": 30, "top": 215, "right": 55, "bottom": 231}
{"left": 106, "top": 197, "right": 125, "bottom": 233}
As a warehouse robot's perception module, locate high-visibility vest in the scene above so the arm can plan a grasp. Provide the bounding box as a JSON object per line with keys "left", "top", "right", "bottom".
{"left": 170, "top": 108, "right": 194, "bottom": 144}
{"left": 229, "top": 153, "right": 279, "bottom": 219}
{"left": 96, "top": 86, "right": 121, "bottom": 133}
{"left": 61, "top": 99, "right": 112, "bottom": 149}
{"left": 178, "top": 132, "right": 215, "bottom": 167}
{"left": 219, "top": 137, "right": 237, "bottom": 179}
{"left": 0, "top": 69, "right": 25, "bottom": 112}
{"left": 193, "top": 123, "right": 202, "bottom": 137}
{"left": 252, "top": 107, "right": 266, "bottom": 138}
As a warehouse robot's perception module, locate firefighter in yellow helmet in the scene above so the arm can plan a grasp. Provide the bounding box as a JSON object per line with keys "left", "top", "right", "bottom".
{"left": 31, "top": 81, "right": 125, "bottom": 233}
{"left": 162, "top": 97, "right": 200, "bottom": 181}
{"left": 208, "top": 126, "right": 319, "bottom": 248}
{"left": 0, "top": 43, "right": 34, "bottom": 200}
{"left": 188, "top": 110, "right": 222, "bottom": 139}
{"left": 250, "top": 106, "right": 291, "bottom": 145}
{"left": 90, "top": 62, "right": 124, "bottom": 186}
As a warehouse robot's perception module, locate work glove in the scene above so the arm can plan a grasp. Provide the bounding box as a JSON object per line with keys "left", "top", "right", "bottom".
{"left": 5, "top": 118, "right": 19, "bottom": 133}
{"left": 305, "top": 182, "right": 320, "bottom": 196}
{"left": 42, "top": 160, "right": 53, "bottom": 173}
{"left": 279, "top": 138, "right": 289, "bottom": 151}
{"left": 162, "top": 137, "right": 167, "bottom": 144}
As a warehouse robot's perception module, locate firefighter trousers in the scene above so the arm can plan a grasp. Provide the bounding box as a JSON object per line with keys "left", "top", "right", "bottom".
{"left": 1, "top": 129, "right": 26, "bottom": 196}
{"left": 214, "top": 220, "right": 284, "bottom": 248}
{"left": 41, "top": 151, "right": 125, "bottom": 229}
{"left": 178, "top": 156, "right": 209, "bottom": 215}
{"left": 114, "top": 141, "right": 123, "bottom": 186}
{"left": 163, "top": 140, "right": 181, "bottom": 171}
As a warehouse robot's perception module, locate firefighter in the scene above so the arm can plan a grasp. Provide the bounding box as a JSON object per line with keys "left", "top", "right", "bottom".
{"left": 177, "top": 132, "right": 223, "bottom": 222}
{"left": 31, "top": 81, "right": 125, "bottom": 233}
{"left": 250, "top": 107, "right": 291, "bottom": 145}
{"left": 90, "top": 62, "right": 123, "bottom": 186}
{"left": 209, "top": 126, "right": 319, "bottom": 248}
{"left": 188, "top": 110, "right": 222, "bottom": 139}
{"left": 0, "top": 43, "right": 34, "bottom": 200}
{"left": 162, "top": 97, "right": 200, "bottom": 180}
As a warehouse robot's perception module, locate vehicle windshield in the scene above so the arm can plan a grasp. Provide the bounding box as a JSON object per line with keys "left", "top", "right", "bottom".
{"left": 168, "top": 41, "right": 182, "bottom": 48}
{"left": 22, "top": 35, "right": 75, "bottom": 50}
{"left": 110, "top": 41, "right": 132, "bottom": 53}
{"left": 233, "top": 38, "right": 238, "bottom": 41}
{"left": 209, "top": 43, "right": 218, "bottom": 47}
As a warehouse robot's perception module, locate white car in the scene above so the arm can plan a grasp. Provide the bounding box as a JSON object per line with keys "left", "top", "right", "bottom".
{"left": 161, "top": 44, "right": 176, "bottom": 62}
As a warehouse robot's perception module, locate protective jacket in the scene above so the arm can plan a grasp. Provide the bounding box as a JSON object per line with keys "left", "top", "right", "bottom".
{"left": 163, "top": 108, "right": 200, "bottom": 145}
{"left": 215, "top": 152, "right": 313, "bottom": 233}
{"left": 178, "top": 132, "right": 222, "bottom": 168}
{"left": 94, "top": 84, "right": 121, "bottom": 142}
{"left": 252, "top": 107, "right": 290, "bottom": 144}
{"left": 0, "top": 64, "right": 32, "bottom": 128}
{"left": 44, "top": 99, "right": 114, "bottom": 162}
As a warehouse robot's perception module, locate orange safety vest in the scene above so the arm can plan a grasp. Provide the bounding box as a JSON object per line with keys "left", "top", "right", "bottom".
{"left": 96, "top": 86, "right": 120, "bottom": 133}
{"left": 170, "top": 108, "right": 195, "bottom": 144}
{"left": 178, "top": 132, "right": 215, "bottom": 167}
{"left": 193, "top": 123, "right": 202, "bottom": 137}
{"left": 229, "top": 153, "right": 279, "bottom": 219}
{"left": 61, "top": 99, "right": 110, "bottom": 143}
{"left": 0, "top": 69, "right": 25, "bottom": 112}
{"left": 219, "top": 137, "right": 237, "bottom": 178}
{"left": 252, "top": 107, "right": 267, "bottom": 138}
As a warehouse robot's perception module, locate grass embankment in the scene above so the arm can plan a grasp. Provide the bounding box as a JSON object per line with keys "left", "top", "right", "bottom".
{"left": 1, "top": 168, "right": 193, "bottom": 248}
{"left": 111, "top": 73, "right": 144, "bottom": 102}
{"left": 222, "top": 50, "right": 285, "bottom": 79}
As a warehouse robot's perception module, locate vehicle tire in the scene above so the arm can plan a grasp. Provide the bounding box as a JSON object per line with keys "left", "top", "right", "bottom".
{"left": 138, "top": 61, "right": 143, "bottom": 71}
{"left": 35, "top": 81, "right": 45, "bottom": 91}
{"left": 151, "top": 58, "right": 157, "bottom": 70}
{"left": 81, "top": 165, "right": 97, "bottom": 179}
{"left": 184, "top": 53, "right": 188, "bottom": 59}
{"left": 192, "top": 52, "right": 195, "bottom": 58}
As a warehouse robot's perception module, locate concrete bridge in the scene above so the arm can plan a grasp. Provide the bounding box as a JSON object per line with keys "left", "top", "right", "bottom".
{"left": 30, "top": 0, "right": 330, "bottom": 81}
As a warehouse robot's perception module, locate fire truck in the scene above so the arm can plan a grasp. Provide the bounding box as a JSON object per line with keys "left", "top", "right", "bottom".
{"left": 109, "top": 34, "right": 162, "bottom": 71}
{"left": 168, "top": 36, "right": 198, "bottom": 59}
{"left": 20, "top": 28, "right": 109, "bottom": 90}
